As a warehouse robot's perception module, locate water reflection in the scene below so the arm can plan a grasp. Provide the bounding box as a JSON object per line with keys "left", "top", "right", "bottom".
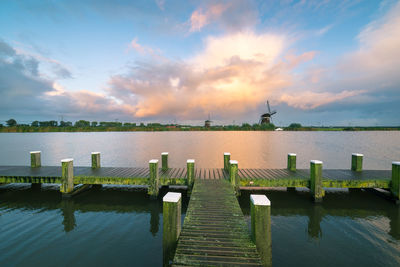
{"left": 0, "top": 185, "right": 187, "bottom": 234}
{"left": 239, "top": 189, "right": 400, "bottom": 241}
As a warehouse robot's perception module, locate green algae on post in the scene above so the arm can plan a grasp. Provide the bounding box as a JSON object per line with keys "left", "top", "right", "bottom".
{"left": 161, "top": 152, "right": 168, "bottom": 171}
{"left": 186, "top": 159, "right": 195, "bottom": 193}
{"left": 91, "top": 152, "right": 101, "bottom": 169}
{"left": 30, "top": 151, "right": 41, "bottom": 168}
{"left": 391, "top": 162, "right": 400, "bottom": 203}
{"left": 351, "top": 153, "right": 363, "bottom": 172}
{"left": 60, "top": 158, "right": 74, "bottom": 194}
{"left": 287, "top": 153, "right": 296, "bottom": 171}
{"left": 162, "top": 192, "right": 181, "bottom": 267}
{"left": 148, "top": 159, "right": 159, "bottom": 197}
{"left": 250, "top": 194, "right": 272, "bottom": 267}
{"left": 224, "top": 152, "right": 231, "bottom": 172}
{"left": 229, "top": 160, "right": 240, "bottom": 196}
{"left": 310, "top": 160, "right": 325, "bottom": 202}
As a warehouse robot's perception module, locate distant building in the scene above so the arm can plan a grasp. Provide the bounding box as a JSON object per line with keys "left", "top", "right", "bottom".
{"left": 204, "top": 120, "right": 211, "bottom": 128}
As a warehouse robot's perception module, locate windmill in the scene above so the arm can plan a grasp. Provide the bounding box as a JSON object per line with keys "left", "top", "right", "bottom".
{"left": 204, "top": 113, "right": 212, "bottom": 128}
{"left": 259, "top": 101, "right": 277, "bottom": 124}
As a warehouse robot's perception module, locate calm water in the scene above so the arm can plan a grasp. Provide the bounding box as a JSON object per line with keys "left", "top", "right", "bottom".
{"left": 0, "top": 131, "right": 400, "bottom": 266}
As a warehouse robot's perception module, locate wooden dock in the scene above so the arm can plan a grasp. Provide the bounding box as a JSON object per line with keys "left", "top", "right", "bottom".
{"left": 173, "top": 179, "right": 263, "bottom": 266}
{"left": 0, "top": 166, "right": 392, "bottom": 190}
{"left": 1, "top": 151, "right": 399, "bottom": 267}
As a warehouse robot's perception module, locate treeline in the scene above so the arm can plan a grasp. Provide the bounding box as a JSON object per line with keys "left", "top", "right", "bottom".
{"left": 0, "top": 118, "right": 277, "bottom": 132}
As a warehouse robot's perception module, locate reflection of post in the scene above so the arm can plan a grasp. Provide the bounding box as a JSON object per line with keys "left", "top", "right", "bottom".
{"left": 163, "top": 192, "right": 182, "bottom": 267}
{"left": 60, "top": 199, "right": 76, "bottom": 232}
{"left": 308, "top": 205, "right": 323, "bottom": 240}
{"left": 389, "top": 207, "right": 400, "bottom": 240}
{"left": 149, "top": 199, "right": 160, "bottom": 236}
{"left": 250, "top": 194, "right": 272, "bottom": 267}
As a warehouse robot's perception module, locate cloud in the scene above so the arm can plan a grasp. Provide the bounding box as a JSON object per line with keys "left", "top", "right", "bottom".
{"left": 279, "top": 90, "right": 364, "bottom": 109}
{"left": 108, "top": 31, "right": 318, "bottom": 119}
{"left": 189, "top": 3, "right": 229, "bottom": 32}
{"left": 187, "top": 0, "right": 258, "bottom": 33}
{"left": 155, "top": 0, "right": 165, "bottom": 11}
{"left": 128, "top": 38, "right": 161, "bottom": 58}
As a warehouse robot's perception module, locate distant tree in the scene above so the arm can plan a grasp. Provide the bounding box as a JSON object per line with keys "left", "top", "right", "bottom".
{"left": 0, "top": 123, "right": 3, "bottom": 127}
{"left": 31, "top": 121, "right": 39, "bottom": 127}
{"left": 6, "top": 119, "right": 17, "bottom": 127}
{"left": 288, "top": 123, "right": 302, "bottom": 128}
{"left": 241, "top": 123, "right": 251, "bottom": 129}
{"left": 91, "top": 121, "right": 98, "bottom": 127}
{"left": 139, "top": 123, "right": 145, "bottom": 127}
{"left": 74, "top": 120, "right": 90, "bottom": 127}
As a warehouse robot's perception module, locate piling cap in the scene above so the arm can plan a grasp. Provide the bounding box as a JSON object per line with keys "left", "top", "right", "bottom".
{"left": 163, "top": 192, "right": 181, "bottom": 203}
{"left": 224, "top": 152, "right": 231, "bottom": 156}
{"left": 149, "top": 159, "right": 159, "bottom": 164}
{"left": 310, "top": 160, "right": 323, "bottom": 164}
{"left": 161, "top": 152, "right": 169, "bottom": 155}
{"left": 352, "top": 153, "right": 363, "bottom": 157}
{"left": 91, "top": 152, "right": 100, "bottom": 155}
{"left": 288, "top": 153, "right": 296, "bottom": 156}
{"left": 30, "top": 151, "right": 41, "bottom": 154}
{"left": 229, "top": 160, "right": 238, "bottom": 164}
{"left": 187, "top": 159, "right": 195, "bottom": 163}
{"left": 61, "top": 158, "right": 73, "bottom": 163}
{"left": 393, "top": 161, "right": 400, "bottom": 166}
{"left": 250, "top": 194, "right": 271, "bottom": 206}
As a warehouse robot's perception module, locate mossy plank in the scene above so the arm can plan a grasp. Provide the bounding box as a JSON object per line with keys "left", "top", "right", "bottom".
{"left": 173, "top": 179, "right": 263, "bottom": 266}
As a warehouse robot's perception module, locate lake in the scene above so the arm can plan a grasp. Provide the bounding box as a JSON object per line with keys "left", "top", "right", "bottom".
{"left": 0, "top": 131, "right": 399, "bottom": 266}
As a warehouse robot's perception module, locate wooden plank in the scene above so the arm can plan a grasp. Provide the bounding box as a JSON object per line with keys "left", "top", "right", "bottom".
{"left": 173, "top": 179, "right": 263, "bottom": 266}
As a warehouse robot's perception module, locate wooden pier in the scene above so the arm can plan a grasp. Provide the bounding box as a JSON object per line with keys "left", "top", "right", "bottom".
{"left": 1, "top": 151, "right": 400, "bottom": 267}
{"left": 173, "top": 179, "right": 264, "bottom": 266}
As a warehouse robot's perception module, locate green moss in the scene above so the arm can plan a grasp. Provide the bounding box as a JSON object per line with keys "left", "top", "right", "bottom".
{"left": 287, "top": 154, "right": 296, "bottom": 171}
{"left": 351, "top": 155, "right": 363, "bottom": 171}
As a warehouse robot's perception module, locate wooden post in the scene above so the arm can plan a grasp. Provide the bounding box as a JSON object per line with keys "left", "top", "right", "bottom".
{"left": 351, "top": 153, "right": 363, "bottom": 172}
{"left": 287, "top": 153, "right": 296, "bottom": 171}
{"left": 251, "top": 194, "right": 272, "bottom": 267}
{"left": 229, "top": 160, "right": 240, "bottom": 196}
{"left": 60, "top": 159, "right": 74, "bottom": 194}
{"left": 91, "top": 152, "right": 101, "bottom": 169}
{"left": 163, "top": 192, "right": 182, "bottom": 266}
{"left": 391, "top": 162, "right": 400, "bottom": 204}
{"left": 310, "top": 160, "right": 325, "bottom": 202}
{"left": 30, "top": 151, "right": 41, "bottom": 168}
{"left": 224, "top": 152, "right": 231, "bottom": 172}
{"left": 187, "top": 159, "right": 195, "bottom": 192}
{"left": 148, "top": 159, "right": 159, "bottom": 198}
{"left": 162, "top": 152, "right": 169, "bottom": 171}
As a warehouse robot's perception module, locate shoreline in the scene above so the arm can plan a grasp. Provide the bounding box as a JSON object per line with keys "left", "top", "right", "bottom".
{"left": 0, "top": 126, "right": 399, "bottom": 133}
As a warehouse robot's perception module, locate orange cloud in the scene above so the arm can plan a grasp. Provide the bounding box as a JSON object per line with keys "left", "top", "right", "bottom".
{"left": 108, "top": 31, "right": 308, "bottom": 119}
{"left": 189, "top": 3, "right": 229, "bottom": 32}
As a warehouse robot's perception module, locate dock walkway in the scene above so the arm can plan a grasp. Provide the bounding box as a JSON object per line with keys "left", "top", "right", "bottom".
{"left": 173, "top": 178, "right": 263, "bottom": 266}
{"left": 0, "top": 166, "right": 391, "bottom": 188}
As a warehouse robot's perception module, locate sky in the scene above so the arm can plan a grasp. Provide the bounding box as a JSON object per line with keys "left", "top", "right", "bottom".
{"left": 0, "top": 0, "right": 399, "bottom": 126}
